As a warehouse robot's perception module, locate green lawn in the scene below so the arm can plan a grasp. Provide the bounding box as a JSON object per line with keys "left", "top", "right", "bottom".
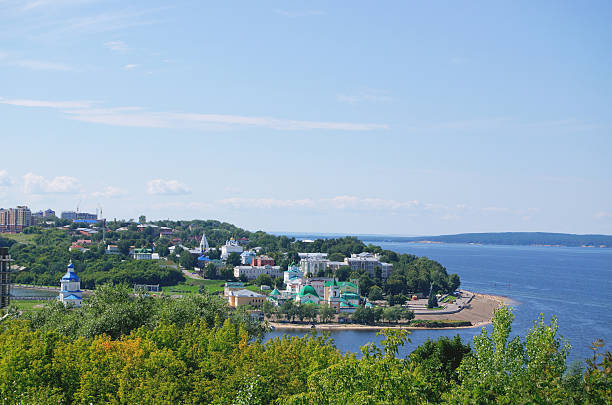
{"left": 441, "top": 295, "right": 457, "bottom": 303}
{"left": 2, "top": 233, "right": 38, "bottom": 245}
{"left": 12, "top": 299, "right": 50, "bottom": 311}
{"left": 162, "top": 278, "right": 264, "bottom": 295}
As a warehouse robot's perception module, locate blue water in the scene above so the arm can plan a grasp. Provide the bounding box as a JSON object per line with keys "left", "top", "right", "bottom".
{"left": 266, "top": 242, "right": 612, "bottom": 365}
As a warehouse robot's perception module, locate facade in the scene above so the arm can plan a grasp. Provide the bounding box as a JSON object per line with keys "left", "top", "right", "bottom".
{"left": 58, "top": 262, "right": 82, "bottom": 307}
{"left": 0, "top": 206, "right": 32, "bottom": 233}
{"left": 159, "top": 227, "right": 174, "bottom": 237}
{"left": 199, "top": 233, "right": 209, "bottom": 252}
{"left": 106, "top": 245, "right": 120, "bottom": 255}
{"left": 300, "top": 256, "right": 329, "bottom": 276}
{"left": 226, "top": 288, "right": 267, "bottom": 308}
{"left": 298, "top": 252, "right": 328, "bottom": 260}
{"left": 240, "top": 250, "right": 256, "bottom": 265}
{"left": 344, "top": 252, "right": 393, "bottom": 278}
{"left": 233, "top": 265, "right": 282, "bottom": 280}
{"left": 61, "top": 211, "right": 97, "bottom": 221}
{"left": 0, "top": 247, "right": 10, "bottom": 308}
{"left": 253, "top": 255, "right": 275, "bottom": 266}
{"left": 221, "top": 239, "right": 243, "bottom": 260}
{"left": 133, "top": 248, "right": 153, "bottom": 260}
{"left": 296, "top": 285, "right": 320, "bottom": 304}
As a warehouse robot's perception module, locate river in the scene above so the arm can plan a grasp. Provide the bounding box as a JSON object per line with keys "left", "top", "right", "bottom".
{"left": 266, "top": 242, "right": 612, "bottom": 365}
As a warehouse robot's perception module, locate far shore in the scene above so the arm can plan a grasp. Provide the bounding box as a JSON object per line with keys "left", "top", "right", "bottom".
{"left": 269, "top": 291, "right": 511, "bottom": 331}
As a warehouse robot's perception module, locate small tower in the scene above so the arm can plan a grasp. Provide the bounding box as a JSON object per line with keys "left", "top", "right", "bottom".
{"left": 199, "top": 232, "right": 209, "bottom": 253}
{"left": 59, "top": 262, "right": 82, "bottom": 307}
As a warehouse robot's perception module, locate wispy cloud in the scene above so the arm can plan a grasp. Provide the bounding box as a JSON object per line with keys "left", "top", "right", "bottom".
{"left": 21, "top": 0, "right": 98, "bottom": 12}
{"left": 123, "top": 63, "right": 138, "bottom": 69}
{"left": 273, "top": 9, "right": 325, "bottom": 18}
{"left": 23, "top": 173, "right": 81, "bottom": 194}
{"left": 104, "top": 40, "right": 128, "bottom": 52}
{"left": 91, "top": 186, "right": 126, "bottom": 198}
{"left": 337, "top": 90, "right": 392, "bottom": 105}
{"left": 0, "top": 170, "right": 13, "bottom": 188}
{"left": 146, "top": 179, "right": 191, "bottom": 195}
{"left": 217, "top": 196, "right": 421, "bottom": 212}
{"left": 0, "top": 53, "right": 74, "bottom": 71}
{"left": 0, "top": 97, "right": 389, "bottom": 131}
{"left": 595, "top": 212, "right": 612, "bottom": 220}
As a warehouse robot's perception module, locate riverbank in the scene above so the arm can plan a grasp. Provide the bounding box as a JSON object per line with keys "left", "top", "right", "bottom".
{"left": 269, "top": 291, "right": 510, "bottom": 331}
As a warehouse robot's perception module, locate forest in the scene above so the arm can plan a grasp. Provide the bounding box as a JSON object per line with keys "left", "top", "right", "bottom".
{"left": 0, "top": 285, "right": 609, "bottom": 404}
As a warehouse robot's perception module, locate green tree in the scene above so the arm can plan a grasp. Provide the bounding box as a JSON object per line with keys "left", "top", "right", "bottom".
{"left": 180, "top": 250, "right": 196, "bottom": 270}
{"left": 205, "top": 263, "right": 217, "bottom": 279}
{"left": 227, "top": 252, "right": 241, "bottom": 266}
{"left": 335, "top": 266, "right": 351, "bottom": 282}
{"left": 254, "top": 274, "right": 273, "bottom": 287}
{"left": 368, "top": 285, "right": 383, "bottom": 301}
{"left": 427, "top": 292, "right": 438, "bottom": 309}
{"left": 318, "top": 304, "right": 335, "bottom": 323}
{"left": 138, "top": 215, "right": 146, "bottom": 223}
{"left": 220, "top": 266, "right": 234, "bottom": 281}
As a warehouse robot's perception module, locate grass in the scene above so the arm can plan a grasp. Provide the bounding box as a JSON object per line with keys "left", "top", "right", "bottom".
{"left": 2, "top": 233, "right": 38, "bottom": 245}
{"left": 162, "top": 278, "right": 264, "bottom": 295}
{"left": 11, "top": 299, "right": 50, "bottom": 311}
{"left": 426, "top": 307, "right": 445, "bottom": 311}
{"left": 441, "top": 295, "right": 457, "bottom": 303}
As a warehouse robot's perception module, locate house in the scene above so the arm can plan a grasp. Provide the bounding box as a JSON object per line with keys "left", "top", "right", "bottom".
{"left": 253, "top": 255, "right": 275, "bottom": 266}
{"left": 68, "top": 243, "right": 88, "bottom": 252}
{"left": 106, "top": 245, "right": 120, "bottom": 255}
{"left": 344, "top": 252, "right": 393, "bottom": 278}
{"left": 133, "top": 248, "right": 153, "bottom": 260}
{"left": 226, "top": 288, "right": 267, "bottom": 308}
{"left": 296, "top": 285, "right": 320, "bottom": 305}
{"left": 233, "top": 265, "right": 282, "bottom": 280}
{"left": 240, "top": 250, "right": 257, "bottom": 265}
{"left": 159, "top": 227, "right": 174, "bottom": 237}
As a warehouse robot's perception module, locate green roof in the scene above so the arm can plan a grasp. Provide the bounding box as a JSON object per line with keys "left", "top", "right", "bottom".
{"left": 298, "top": 285, "right": 319, "bottom": 298}
{"left": 270, "top": 288, "right": 281, "bottom": 296}
{"left": 342, "top": 292, "right": 360, "bottom": 299}
{"left": 324, "top": 279, "right": 340, "bottom": 287}
{"left": 339, "top": 281, "right": 358, "bottom": 289}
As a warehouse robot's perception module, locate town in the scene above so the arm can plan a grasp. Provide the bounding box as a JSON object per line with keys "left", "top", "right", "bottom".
{"left": 1, "top": 204, "right": 465, "bottom": 327}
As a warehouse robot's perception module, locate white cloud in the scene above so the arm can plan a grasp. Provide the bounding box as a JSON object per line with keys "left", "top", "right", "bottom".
{"left": 0, "top": 97, "right": 94, "bottom": 109}
{"left": 0, "top": 170, "right": 13, "bottom": 188}
{"left": 123, "top": 63, "right": 138, "bottom": 69}
{"left": 104, "top": 40, "right": 128, "bottom": 52}
{"left": 219, "top": 198, "right": 315, "bottom": 209}
{"left": 146, "top": 179, "right": 191, "bottom": 195}
{"left": 217, "top": 196, "right": 420, "bottom": 212}
{"left": 91, "top": 186, "right": 126, "bottom": 198}
{"left": 23, "top": 173, "right": 81, "bottom": 194}
{"left": 0, "top": 97, "right": 389, "bottom": 132}
{"left": 595, "top": 212, "right": 612, "bottom": 220}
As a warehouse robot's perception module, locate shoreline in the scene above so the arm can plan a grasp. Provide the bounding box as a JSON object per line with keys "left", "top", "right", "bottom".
{"left": 269, "top": 290, "right": 510, "bottom": 331}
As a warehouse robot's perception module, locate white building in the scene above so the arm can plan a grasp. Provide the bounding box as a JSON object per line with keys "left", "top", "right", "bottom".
{"left": 199, "top": 233, "right": 209, "bottom": 252}
{"left": 233, "top": 265, "right": 282, "bottom": 280}
{"left": 299, "top": 256, "right": 329, "bottom": 276}
{"left": 240, "top": 250, "right": 257, "bottom": 265}
{"left": 58, "top": 262, "right": 82, "bottom": 307}
{"left": 106, "top": 245, "right": 120, "bottom": 255}
{"left": 221, "top": 238, "right": 243, "bottom": 260}
{"left": 344, "top": 252, "right": 393, "bottom": 278}
{"left": 298, "top": 252, "right": 328, "bottom": 260}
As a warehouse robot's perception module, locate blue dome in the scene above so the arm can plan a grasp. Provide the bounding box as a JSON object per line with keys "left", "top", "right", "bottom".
{"left": 198, "top": 255, "right": 210, "bottom": 261}
{"left": 61, "top": 271, "right": 79, "bottom": 282}
{"left": 67, "top": 262, "right": 74, "bottom": 269}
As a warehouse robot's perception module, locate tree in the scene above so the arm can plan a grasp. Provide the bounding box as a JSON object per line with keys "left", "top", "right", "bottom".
{"left": 262, "top": 301, "right": 276, "bottom": 321}
{"left": 427, "top": 292, "right": 438, "bottom": 309}
{"left": 327, "top": 252, "right": 345, "bottom": 262}
{"left": 227, "top": 252, "right": 241, "bottom": 266}
{"left": 335, "top": 266, "right": 351, "bottom": 282}
{"left": 220, "top": 266, "right": 234, "bottom": 280}
{"left": 383, "top": 306, "right": 403, "bottom": 324}
{"left": 368, "top": 285, "right": 383, "bottom": 301}
{"left": 254, "top": 274, "right": 273, "bottom": 287}
{"left": 205, "top": 263, "right": 217, "bottom": 279}
{"left": 359, "top": 274, "right": 374, "bottom": 296}
{"left": 273, "top": 276, "right": 285, "bottom": 289}
{"left": 280, "top": 300, "right": 297, "bottom": 322}
{"left": 448, "top": 273, "right": 460, "bottom": 293}
{"left": 138, "top": 215, "right": 146, "bottom": 223}
{"left": 318, "top": 304, "right": 335, "bottom": 323}
{"left": 180, "top": 250, "right": 196, "bottom": 270}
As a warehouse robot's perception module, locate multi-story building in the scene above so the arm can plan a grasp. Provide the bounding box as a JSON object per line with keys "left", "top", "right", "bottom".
{"left": 300, "top": 256, "right": 329, "bottom": 276}
{"left": 253, "top": 255, "right": 275, "bottom": 266}
{"left": 240, "top": 250, "right": 257, "bottom": 265}
{"left": 61, "top": 211, "right": 97, "bottom": 221}
{"left": 225, "top": 288, "right": 267, "bottom": 308}
{"left": 344, "top": 252, "right": 393, "bottom": 278}
{"left": 0, "top": 206, "right": 32, "bottom": 233}
{"left": 233, "top": 265, "right": 282, "bottom": 280}
{"left": 133, "top": 248, "right": 153, "bottom": 260}
{"left": 0, "top": 247, "right": 11, "bottom": 308}
{"left": 106, "top": 245, "right": 120, "bottom": 255}
{"left": 221, "top": 238, "right": 243, "bottom": 260}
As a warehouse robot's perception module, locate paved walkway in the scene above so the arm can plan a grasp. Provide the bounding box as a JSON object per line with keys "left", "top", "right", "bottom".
{"left": 181, "top": 269, "right": 203, "bottom": 280}
{"left": 407, "top": 290, "right": 474, "bottom": 315}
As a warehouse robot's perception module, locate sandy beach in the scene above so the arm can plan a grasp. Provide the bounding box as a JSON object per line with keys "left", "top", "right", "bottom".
{"left": 269, "top": 291, "right": 511, "bottom": 331}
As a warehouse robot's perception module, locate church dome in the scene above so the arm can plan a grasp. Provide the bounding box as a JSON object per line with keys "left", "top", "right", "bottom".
{"left": 298, "top": 285, "right": 319, "bottom": 298}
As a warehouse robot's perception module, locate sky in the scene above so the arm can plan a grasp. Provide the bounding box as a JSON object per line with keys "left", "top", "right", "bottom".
{"left": 1, "top": 0, "right": 611, "bottom": 236}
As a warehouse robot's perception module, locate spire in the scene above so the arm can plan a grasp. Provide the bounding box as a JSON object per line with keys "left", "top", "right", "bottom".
{"left": 200, "top": 232, "right": 209, "bottom": 253}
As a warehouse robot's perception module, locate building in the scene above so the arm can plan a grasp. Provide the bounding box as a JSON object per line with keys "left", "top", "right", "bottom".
{"left": 233, "top": 265, "right": 282, "bottom": 280}
{"left": 61, "top": 211, "right": 97, "bottom": 221}
{"left": 159, "top": 227, "right": 174, "bottom": 237}
{"left": 221, "top": 238, "right": 243, "bottom": 260}
{"left": 253, "top": 255, "right": 275, "bottom": 267}
{"left": 58, "top": 262, "right": 82, "bottom": 307}
{"left": 240, "top": 250, "right": 257, "bottom": 265}
{"left": 0, "top": 247, "right": 11, "bottom": 308}
{"left": 300, "top": 256, "right": 329, "bottom": 276}
{"left": 106, "top": 245, "right": 120, "bottom": 255}
{"left": 296, "top": 285, "right": 320, "bottom": 304}
{"left": 0, "top": 206, "right": 32, "bottom": 233}
{"left": 226, "top": 288, "right": 267, "bottom": 308}
{"left": 298, "top": 252, "right": 328, "bottom": 260}
{"left": 199, "top": 233, "right": 210, "bottom": 252}
{"left": 133, "top": 248, "right": 154, "bottom": 260}
{"left": 344, "top": 252, "right": 393, "bottom": 278}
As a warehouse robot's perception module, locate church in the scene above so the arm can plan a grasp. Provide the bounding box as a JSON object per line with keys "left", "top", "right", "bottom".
{"left": 58, "top": 262, "right": 82, "bottom": 307}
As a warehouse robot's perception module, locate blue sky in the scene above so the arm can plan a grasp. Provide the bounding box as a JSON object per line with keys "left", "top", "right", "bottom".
{"left": 1, "top": 0, "right": 611, "bottom": 235}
